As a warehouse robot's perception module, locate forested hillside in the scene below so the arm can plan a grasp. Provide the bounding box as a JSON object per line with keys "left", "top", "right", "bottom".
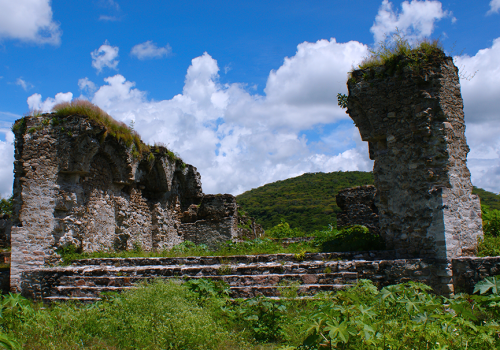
{"left": 236, "top": 171, "right": 500, "bottom": 232}
{"left": 236, "top": 171, "right": 374, "bottom": 232}
{"left": 473, "top": 186, "right": 500, "bottom": 211}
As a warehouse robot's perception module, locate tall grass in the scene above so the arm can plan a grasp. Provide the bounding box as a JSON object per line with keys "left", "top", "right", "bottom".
{"left": 2, "top": 278, "right": 499, "bottom": 349}
{"left": 52, "top": 100, "right": 150, "bottom": 154}
{"left": 6, "top": 280, "right": 247, "bottom": 349}
{"left": 359, "top": 33, "right": 443, "bottom": 70}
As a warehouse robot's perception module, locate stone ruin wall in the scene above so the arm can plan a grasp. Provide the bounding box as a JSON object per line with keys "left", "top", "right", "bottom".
{"left": 10, "top": 114, "right": 262, "bottom": 290}
{"left": 346, "top": 53, "right": 483, "bottom": 260}
{"left": 336, "top": 185, "right": 380, "bottom": 235}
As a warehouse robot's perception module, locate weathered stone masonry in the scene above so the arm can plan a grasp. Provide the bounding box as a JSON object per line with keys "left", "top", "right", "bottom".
{"left": 10, "top": 114, "right": 261, "bottom": 291}
{"left": 336, "top": 185, "right": 379, "bottom": 236}
{"left": 10, "top": 51, "right": 493, "bottom": 299}
{"left": 346, "top": 53, "right": 483, "bottom": 260}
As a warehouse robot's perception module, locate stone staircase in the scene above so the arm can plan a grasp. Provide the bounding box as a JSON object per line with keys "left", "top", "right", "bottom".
{"left": 22, "top": 251, "right": 405, "bottom": 302}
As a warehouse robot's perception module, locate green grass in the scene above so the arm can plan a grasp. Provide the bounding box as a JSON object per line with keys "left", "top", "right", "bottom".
{"left": 52, "top": 99, "right": 150, "bottom": 154}
{"left": 478, "top": 235, "right": 500, "bottom": 257}
{"left": 57, "top": 238, "right": 322, "bottom": 265}
{"left": 2, "top": 278, "right": 499, "bottom": 349}
{"left": 357, "top": 32, "right": 444, "bottom": 71}
{"left": 56, "top": 223, "right": 387, "bottom": 265}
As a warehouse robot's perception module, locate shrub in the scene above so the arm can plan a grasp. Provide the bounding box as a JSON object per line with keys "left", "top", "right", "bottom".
{"left": 483, "top": 207, "right": 500, "bottom": 237}
{"left": 477, "top": 235, "right": 500, "bottom": 257}
{"left": 265, "top": 219, "right": 304, "bottom": 238}
{"left": 0, "top": 196, "right": 12, "bottom": 217}
{"left": 233, "top": 297, "right": 288, "bottom": 343}
{"left": 10, "top": 118, "right": 26, "bottom": 134}
{"left": 321, "top": 225, "right": 385, "bottom": 252}
{"left": 298, "top": 279, "right": 500, "bottom": 349}
{"left": 477, "top": 206, "right": 500, "bottom": 257}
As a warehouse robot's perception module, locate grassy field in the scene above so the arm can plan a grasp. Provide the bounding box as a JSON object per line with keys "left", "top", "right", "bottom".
{"left": 1, "top": 277, "right": 499, "bottom": 349}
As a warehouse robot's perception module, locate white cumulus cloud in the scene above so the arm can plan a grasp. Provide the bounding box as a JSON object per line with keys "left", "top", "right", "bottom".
{"left": 131, "top": 41, "right": 172, "bottom": 60}
{"left": 371, "top": 0, "right": 449, "bottom": 43}
{"left": 91, "top": 41, "right": 119, "bottom": 74}
{"left": 454, "top": 37, "right": 500, "bottom": 193}
{"left": 78, "top": 77, "right": 97, "bottom": 95}
{"left": 27, "top": 92, "right": 73, "bottom": 113}
{"left": 0, "top": 0, "right": 61, "bottom": 45}
{"left": 10, "top": 36, "right": 499, "bottom": 198}
{"left": 84, "top": 40, "right": 372, "bottom": 195}
{"left": 0, "top": 129, "right": 14, "bottom": 198}
{"left": 488, "top": 0, "right": 500, "bottom": 14}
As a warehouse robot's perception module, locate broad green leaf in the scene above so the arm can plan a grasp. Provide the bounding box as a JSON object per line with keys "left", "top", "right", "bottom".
{"left": 474, "top": 276, "right": 500, "bottom": 295}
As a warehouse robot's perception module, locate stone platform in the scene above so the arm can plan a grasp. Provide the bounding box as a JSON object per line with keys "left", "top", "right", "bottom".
{"left": 21, "top": 250, "right": 491, "bottom": 302}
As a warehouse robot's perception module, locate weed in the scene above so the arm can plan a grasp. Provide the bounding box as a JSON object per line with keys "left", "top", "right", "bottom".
{"left": 11, "top": 118, "right": 26, "bottom": 133}
{"left": 236, "top": 297, "right": 287, "bottom": 342}
{"left": 185, "top": 278, "right": 230, "bottom": 300}
{"left": 294, "top": 249, "right": 306, "bottom": 262}
{"left": 27, "top": 126, "right": 42, "bottom": 134}
{"left": 1, "top": 278, "right": 500, "bottom": 349}
{"left": 359, "top": 31, "right": 443, "bottom": 71}
{"left": 218, "top": 264, "right": 233, "bottom": 276}
{"left": 337, "top": 93, "right": 348, "bottom": 109}
{"left": 483, "top": 207, "right": 500, "bottom": 236}
{"left": 132, "top": 241, "right": 143, "bottom": 253}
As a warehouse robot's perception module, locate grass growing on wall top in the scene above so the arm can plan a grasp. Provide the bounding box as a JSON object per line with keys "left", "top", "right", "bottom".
{"left": 358, "top": 34, "right": 443, "bottom": 70}
{"left": 52, "top": 100, "right": 150, "bottom": 154}
{"left": 351, "top": 32, "right": 445, "bottom": 83}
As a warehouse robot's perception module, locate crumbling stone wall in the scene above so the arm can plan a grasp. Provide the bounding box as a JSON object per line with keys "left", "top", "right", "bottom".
{"left": 10, "top": 113, "right": 261, "bottom": 290}
{"left": 336, "top": 185, "right": 379, "bottom": 235}
{"left": 0, "top": 217, "right": 11, "bottom": 249}
{"left": 347, "top": 53, "right": 483, "bottom": 260}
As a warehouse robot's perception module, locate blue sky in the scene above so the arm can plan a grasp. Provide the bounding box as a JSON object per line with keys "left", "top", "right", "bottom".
{"left": 0, "top": 0, "right": 499, "bottom": 198}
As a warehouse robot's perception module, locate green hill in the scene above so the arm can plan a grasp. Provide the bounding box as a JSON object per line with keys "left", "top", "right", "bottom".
{"left": 236, "top": 171, "right": 374, "bottom": 232}
{"left": 472, "top": 187, "right": 500, "bottom": 211}
{"left": 236, "top": 171, "right": 500, "bottom": 233}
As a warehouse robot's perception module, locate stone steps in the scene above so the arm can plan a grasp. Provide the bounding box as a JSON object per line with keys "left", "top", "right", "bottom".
{"left": 50, "top": 262, "right": 360, "bottom": 278}
{"left": 24, "top": 251, "right": 404, "bottom": 302}
{"left": 71, "top": 251, "right": 394, "bottom": 267}
{"left": 56, "top": 272, "right": 358, "bottom": 288}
